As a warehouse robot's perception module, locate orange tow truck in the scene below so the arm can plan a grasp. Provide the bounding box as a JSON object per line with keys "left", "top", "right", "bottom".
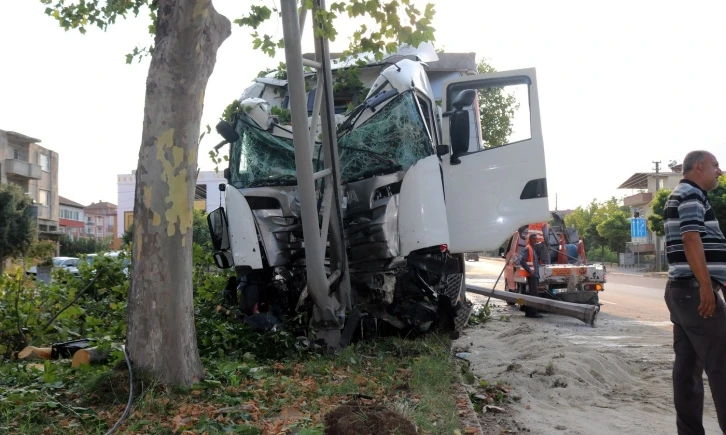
{"left": 500, "top": 214, "right": 605, "bottom": 305}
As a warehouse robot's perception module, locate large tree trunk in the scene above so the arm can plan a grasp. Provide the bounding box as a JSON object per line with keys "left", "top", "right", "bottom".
{"left": 127, "top": 0, "right": 231, "bottom": 386}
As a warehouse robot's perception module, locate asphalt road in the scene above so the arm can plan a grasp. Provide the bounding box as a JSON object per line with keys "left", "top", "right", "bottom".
{"left": 598, "top": 273, "right": 670, "bottom": 326}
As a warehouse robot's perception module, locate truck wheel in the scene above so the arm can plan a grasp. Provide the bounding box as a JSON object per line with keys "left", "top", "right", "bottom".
{"left": 446, "top": 253, "right": 472, "bottom": 334}
{"left": 589, "top": 293, "right": 600, "bottom": 305}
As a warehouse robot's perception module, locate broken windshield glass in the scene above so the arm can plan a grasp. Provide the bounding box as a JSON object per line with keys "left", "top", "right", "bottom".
{"left": 229, "top": 116, "right": 324, "bottom": 189}
{"left": 338, "top": 91, "right": 432, "bottom": 183}
{"left": 229, "top": 90, "right": 432, "bottom": 189}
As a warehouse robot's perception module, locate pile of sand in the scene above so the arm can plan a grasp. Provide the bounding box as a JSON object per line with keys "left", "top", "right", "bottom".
{"left": 455, "top": 300, "right": 721, "bottom": 435}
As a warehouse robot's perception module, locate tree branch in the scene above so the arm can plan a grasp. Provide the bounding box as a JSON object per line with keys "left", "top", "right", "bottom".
{"left": 41, "top": 272, "right": 102, "bottom": 332}
{"left": 14, "top": 282, "right": 27, "bottom": 348}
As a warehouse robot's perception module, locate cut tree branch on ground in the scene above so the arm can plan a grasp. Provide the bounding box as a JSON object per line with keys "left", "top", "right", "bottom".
{"left": 71, "top": 347, "right": 113, "bottom": 368}
{"left": 17, "top": 346, "right": 53, "bottom": 361}
{"left": 41, "top": 272, "right": 101, "bottom": 332}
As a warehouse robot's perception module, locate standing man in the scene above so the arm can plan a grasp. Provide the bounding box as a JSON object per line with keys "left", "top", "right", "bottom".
{"left": 663, "top": 150, "right": 725, "bottom": 434}
{"left": 519, "top": 232, "right": 543, "bottom": 318}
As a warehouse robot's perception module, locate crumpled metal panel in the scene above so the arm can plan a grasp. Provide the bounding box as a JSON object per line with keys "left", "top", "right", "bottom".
{"left": 344, "top": 172, "right": 404, "bottom": 263}
{"left": 239, "top": 186, "right": 303, "bottom": 267}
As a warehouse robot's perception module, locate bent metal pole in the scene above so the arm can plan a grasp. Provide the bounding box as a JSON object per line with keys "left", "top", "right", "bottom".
{"left": 280, "top": 0, "right": 342, "bottom": 333}
{"left": 466, "top": 284, "right": 600, "bottom": 327}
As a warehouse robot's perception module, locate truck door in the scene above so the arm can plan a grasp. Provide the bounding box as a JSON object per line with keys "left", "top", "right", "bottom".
{"left": 440, "top": 68, "right": 549, "bottom": 253}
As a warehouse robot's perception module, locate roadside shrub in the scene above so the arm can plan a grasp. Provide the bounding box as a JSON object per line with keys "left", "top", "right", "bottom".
{"left": 586, "top": 246, "right": 618, "bottom": 263}
{"left": 0, "top": 253, "right": 128, "bottom": 360}
{"left": 1, "top": 243, "right": 304, "bottom": 363}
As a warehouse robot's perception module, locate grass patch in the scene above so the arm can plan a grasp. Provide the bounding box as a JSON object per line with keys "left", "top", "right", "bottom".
{"left": 0, "top": 334, "right": 463, "bottom": 434}
{"left": 545, "top": 361, "right": 555, "bottom": 376}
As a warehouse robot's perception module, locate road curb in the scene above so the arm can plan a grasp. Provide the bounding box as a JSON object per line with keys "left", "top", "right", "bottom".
{"left": 607, "top": 272, "right": 647, "bottom": 277}
{"left": 452, "top": 359, "right": 484, "bottom": 435}
{"left": 644, "top": 272, "right": 669, "bottom": 278}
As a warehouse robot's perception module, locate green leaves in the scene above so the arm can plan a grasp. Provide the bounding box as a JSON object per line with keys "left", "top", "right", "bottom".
{"left": 232, "top": 0, "right": 437, "bottom": 63}
{"left": 233, "top": 5, "right": 273, "bottom": 30}
{"left": 125, "top": 45, "right": 153, "bottom": 64}
{"left": 0, "top": 253, "right": 130, "bottom": 359}
{"left": 647, "top": 189, "right": 671, "bottom": 237}
{"left": 40, "top": 0, "right": 438, "bottom": 67}
{"left": 0, "top": 183, "right": 35, "bottom": 265}
{"left": 41, "top": 0, "right": 150, "bottom": 33}
{"left": 566, "top": 197, "right": 634, "bottom": 255}
{"left": 40, "top": 0, "right": 153, "bottom": 63}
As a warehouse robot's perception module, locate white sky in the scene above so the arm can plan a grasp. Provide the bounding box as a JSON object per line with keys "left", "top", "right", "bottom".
{"left": 1, "top": 0, "right": 725, "bottom": 210}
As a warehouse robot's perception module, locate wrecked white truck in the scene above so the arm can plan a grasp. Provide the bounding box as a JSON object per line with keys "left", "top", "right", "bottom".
{"left": 207, "top": 57, "right": 550, "bottom": 343}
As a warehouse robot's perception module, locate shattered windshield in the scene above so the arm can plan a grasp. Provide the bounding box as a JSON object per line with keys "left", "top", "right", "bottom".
{"left": 229, "top": 90, "right": 431, "bottom": 188}
{"left": 229, "top": 116, "right": 323, "bottom": 189}
{"left": 337, "top": 91, "right": 432, "bottom": 182}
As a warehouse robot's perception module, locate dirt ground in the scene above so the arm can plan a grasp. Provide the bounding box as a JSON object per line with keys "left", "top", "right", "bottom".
{"left": 455, "top": 297, "right": 722, "bottom": 435}
{"left": 324, "top": 400, "right": 417, "bottom": 435}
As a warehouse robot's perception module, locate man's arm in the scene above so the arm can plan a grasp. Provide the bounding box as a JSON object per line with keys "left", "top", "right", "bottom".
{"left": 682, "top": 231, "right": 716, "bottom": 317}
{"left": 519, "top": 248, "right": 533, "bottom": 276}
{"left": 679, "top": 194, "right": 716, "bottom": 317}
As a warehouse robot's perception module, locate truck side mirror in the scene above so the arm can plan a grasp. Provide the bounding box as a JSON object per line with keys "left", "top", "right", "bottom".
{"left": 448, "top": 89, "right": 476, "bottom": 165}
{"left": 213, "top": 251, "right": 234, "bottom": 269}
{"left": 207, "top": 207, "right": 230, "bottom": 252}
{"left": 216, "top": 120, "right": 240, "bottom": 144}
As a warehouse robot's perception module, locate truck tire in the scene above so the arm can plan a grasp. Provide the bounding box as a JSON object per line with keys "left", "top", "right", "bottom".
{"left": 589, "top": 293, "right": 600, "bottom": 305}
{"left": 445, "top": 253, "right": 472, "bottom": 335}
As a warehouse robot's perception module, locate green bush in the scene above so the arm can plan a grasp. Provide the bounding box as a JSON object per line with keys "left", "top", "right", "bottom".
{"left": 0, "top": 254, "right": 128, "bottom": 359}
{"left": 59, "top": 235, "right": 111, "bottom": 257}
{"left": 1, "top": 242, "right": 305, "bottom": 363}
{"left": 586, "top": 246, "right": 618, "bottom": 263}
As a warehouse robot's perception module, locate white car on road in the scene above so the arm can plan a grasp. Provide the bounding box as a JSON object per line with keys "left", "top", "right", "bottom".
{"left": 26, "top": 257, "right": 80, "bottom": 276}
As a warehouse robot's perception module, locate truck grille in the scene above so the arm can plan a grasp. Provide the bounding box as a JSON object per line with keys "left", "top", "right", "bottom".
{"left": 442, "top": 273, "right": 463, "bottom": 305}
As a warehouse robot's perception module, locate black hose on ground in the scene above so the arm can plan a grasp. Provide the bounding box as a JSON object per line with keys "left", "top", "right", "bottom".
{"left": 104, "top": 345, "right": 133, "bottom": 435}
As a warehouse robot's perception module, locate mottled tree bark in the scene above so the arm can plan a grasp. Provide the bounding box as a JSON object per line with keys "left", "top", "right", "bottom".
{"left": 127, "top": 0, "right": 231, "bottom": 386}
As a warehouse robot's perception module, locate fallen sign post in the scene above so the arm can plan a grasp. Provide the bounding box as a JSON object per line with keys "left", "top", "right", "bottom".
{"left": 466, "top": 284, "right": 599, "bottom": 327}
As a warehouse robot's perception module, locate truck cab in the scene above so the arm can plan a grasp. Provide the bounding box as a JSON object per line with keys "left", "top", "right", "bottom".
{"left": 209, "top": 57, "right": 551, "bottom": 336}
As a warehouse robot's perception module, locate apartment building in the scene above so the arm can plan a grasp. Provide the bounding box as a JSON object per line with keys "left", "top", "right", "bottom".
{"left": 0, "top": 129, "right": 61, "bottom": 242}
{"left": 59, "top": 196, "right": 86, "bottom": 238}
{"left": 84, "top": 201, "right": 117, "bottom": 241}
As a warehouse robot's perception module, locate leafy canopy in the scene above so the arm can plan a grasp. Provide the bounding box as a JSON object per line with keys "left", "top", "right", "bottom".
{"left": 476, "top": 59, "right": 519, "bottom": 148}
{"left": 0, "top": 183, "right": 35, "bottom": 268}
{"left": 565, "top": 197, "right": 631, "bottom": 253}
{"left": 40, "top": 0, "right": 437, "bottom": 65}
{"left": 646, "top": 189, "right": 671, "bottom": 237}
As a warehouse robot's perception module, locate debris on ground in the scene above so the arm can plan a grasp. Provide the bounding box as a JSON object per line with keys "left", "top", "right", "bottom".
{"left": 324, "top": 400, "right": 417, "bottom": 435}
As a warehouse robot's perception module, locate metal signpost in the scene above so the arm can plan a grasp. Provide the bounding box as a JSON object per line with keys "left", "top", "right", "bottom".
{"left": 631, "top": 217, "right": 647, "bottom": 265}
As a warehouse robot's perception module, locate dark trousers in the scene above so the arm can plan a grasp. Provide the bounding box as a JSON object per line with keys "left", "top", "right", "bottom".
{"left": 664, "top": 278, "right": 726, "bottom": 434}
{"left": 525, "top": 276, "right": 539, "bottom": 316}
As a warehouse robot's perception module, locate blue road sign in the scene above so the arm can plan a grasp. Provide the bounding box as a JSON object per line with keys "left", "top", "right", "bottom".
{"left": 631, "top": 217, "right": 647, "bottom": 243}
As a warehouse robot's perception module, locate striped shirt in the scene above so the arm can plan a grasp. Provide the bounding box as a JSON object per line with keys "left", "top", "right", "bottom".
{"left": 664, "top": 179, "right": 726, "bottom": 284}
